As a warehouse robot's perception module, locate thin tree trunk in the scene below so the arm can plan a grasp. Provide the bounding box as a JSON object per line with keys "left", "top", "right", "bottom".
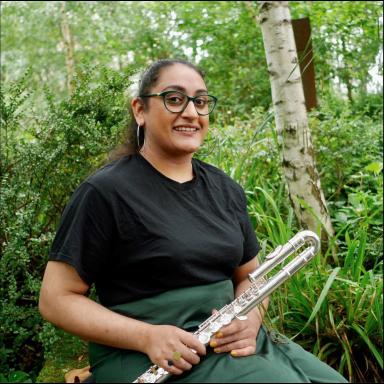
{"left": 341, "top": 37, "right": 353, "bottom": 103}
{"left": 60, "top": 1, "right": 75, "bottom": 95}
{"left": 257, "top": 1, "right": 334, "bottom": 242}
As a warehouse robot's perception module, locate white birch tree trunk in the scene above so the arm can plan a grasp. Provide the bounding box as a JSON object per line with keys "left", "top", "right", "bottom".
{"left": 258, "top": 1, "right": 334, "bottom": 240}
{"left": 60, "top": 1, "right": 75, "bottom": 95}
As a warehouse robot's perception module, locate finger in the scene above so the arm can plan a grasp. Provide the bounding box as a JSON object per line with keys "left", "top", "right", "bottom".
{"left": 163, "top": 361, "right": 183, "bottom": 376}
{"left": 212, "top": 324, "right": 249, "bottom": 345}
{"left": 181, "top": 332, "right": 206, "bottom": 356}
{"left": 173, "top": 357, "right": 192, "bottom": 372}
{"left": 213, "top": 339, "right": 255, "bottom": 354}
{"left": 180, "top": 347, "right": 201, "bottom": 365}
{"left": 230, "top": 345, "right": 256, "bottom": 358}
{"left": 216, "top": 319, "right": 248, "bottom": 338}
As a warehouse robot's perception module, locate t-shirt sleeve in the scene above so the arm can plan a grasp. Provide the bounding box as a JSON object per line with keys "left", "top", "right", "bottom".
{"left": 237, "top": 187, "right": 260, "bottom": 265}
{"left": 49, "top": 181, "right": 115, "bottom": 285}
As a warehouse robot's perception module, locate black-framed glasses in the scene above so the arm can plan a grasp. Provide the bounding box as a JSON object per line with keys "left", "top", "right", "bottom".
{"left": 140, "top": 90, "right": 218, "bottom": 116}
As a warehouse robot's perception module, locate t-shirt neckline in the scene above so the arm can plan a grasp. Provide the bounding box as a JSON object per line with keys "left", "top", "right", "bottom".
{"left": 135, "top": 153, "right": 199, "bottom": 191}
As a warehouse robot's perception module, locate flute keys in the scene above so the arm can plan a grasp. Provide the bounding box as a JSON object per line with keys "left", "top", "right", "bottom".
{"left": 233, "top": 304, "right": 242, "bottom": 313}
{"left": 237, "top": 297, "right": 246, "bottom": 305}
{"left": 211, "top": 321, "right": 222, "bottom": 332}
{"left": 139, "top": 373, "right": 156, "bottom": 383}
{"left": 221, "top": 314, "right": 232, "bottom": 325}
{"left": 251, "top": 285, "right": 260, "bottom": 295}
{"left": 198, "top": 332, "right": 211, "bottom": 344}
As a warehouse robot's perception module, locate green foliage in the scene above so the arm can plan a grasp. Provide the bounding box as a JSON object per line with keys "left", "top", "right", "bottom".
{"left": 1, "top": 1, "right": 382, "bottom": 382}
{"left": 202, "top": 102, "right": 382, "bottom": 383}
{"left": 310, "top": 97, "right": 382, "bottom": 198}
{"left": 0, "top": 370, "right": 32, "bottom": 383}
{"left": 4, "top": 1, "right": 381, "bottom": 116}
{"left": 0, "top": 66, "right": 132, "bottom": 378}
{"left": 308, "top": 97, "right": 383, "bottom": 270}
{"left": 290, "top": 1, "right": 383, "bottom": 100}
{"left": 274, "top": 260, "right": 383, "bottom": 383}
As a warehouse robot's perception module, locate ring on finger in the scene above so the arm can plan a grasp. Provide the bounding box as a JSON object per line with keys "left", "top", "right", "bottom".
{"left": 172, "top": 351, "right": 182, "bottom": 361}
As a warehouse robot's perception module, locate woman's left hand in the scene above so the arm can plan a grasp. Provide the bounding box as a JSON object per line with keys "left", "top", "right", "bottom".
{"left": 209, "top": 308, "right": 262, "bottom": 357}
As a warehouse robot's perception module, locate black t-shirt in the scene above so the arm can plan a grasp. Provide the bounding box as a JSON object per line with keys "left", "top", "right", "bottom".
{"left": 49, "top": 154, "right": 260, "bottom": 306}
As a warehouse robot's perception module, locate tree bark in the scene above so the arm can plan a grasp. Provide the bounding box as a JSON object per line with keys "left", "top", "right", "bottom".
{"left": 60, "top": 1, "right": 75, "bottom": 95}
{"left": 257, "top": 1, "right": 334, "bottom": 241}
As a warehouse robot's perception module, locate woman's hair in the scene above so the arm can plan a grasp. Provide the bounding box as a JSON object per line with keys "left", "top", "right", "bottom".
{"left": 109, "top": 59, "right": 205, "bottom": 160}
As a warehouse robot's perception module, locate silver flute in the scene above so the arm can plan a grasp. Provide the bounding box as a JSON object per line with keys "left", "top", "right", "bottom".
{"left": 134, "top": 230, "right": 320, "bottom": 383}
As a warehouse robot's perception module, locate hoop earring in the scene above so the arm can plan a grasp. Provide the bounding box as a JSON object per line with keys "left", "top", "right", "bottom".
{"left": 137, "top": 124, "right": 143, "bottom": 149}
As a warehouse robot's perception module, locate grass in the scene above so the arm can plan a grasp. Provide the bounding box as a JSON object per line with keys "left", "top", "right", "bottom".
{"left": 245, "top": 185, "right": 383, "bottom": 382}
{"left": 36, "top": 332, "right": 88, "bottom": 383}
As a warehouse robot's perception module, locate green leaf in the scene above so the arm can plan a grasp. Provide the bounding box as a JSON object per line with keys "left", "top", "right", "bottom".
{"left": 292, "top": 267, "right": 341, "bottom": 339}
{"left": 365, "top": 161, "right": 383, "bottom": 175}
{"left": 352, "top": 323, "right": 383, "bottom": 369}
{"left": 335, "top": 211, "right": 349, "bottom": 223}
{"left": 8, "top": 371, "right": 32, "bottom": 383}
{"left": 353, "top": 230, "right": 367, "bottom": 281}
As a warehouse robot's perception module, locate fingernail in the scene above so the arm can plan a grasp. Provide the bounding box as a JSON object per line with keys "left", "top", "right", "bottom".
{"left": 216, "top": 332, "right": 223, "bottom": 338}
{"left": 210, "top": 341, "right": 217, "bottom": 348}
{"left": 231, "top": 350, "right": 237, "bottom": 357}
{"left": 214, "top": 348, "right": 221, "bottom": 353}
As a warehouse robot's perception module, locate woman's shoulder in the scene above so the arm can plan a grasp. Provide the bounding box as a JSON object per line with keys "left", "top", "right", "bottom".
{"left": 84, "top": 154, "right": 139, "bottom": 194}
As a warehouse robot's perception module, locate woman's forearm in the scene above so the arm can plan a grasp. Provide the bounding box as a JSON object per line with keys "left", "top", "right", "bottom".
{"left": 39, "top": 292, "right": 153, "bottom": 352}
{"left": 39, "top": 261, "right": 154, "bottom": 352}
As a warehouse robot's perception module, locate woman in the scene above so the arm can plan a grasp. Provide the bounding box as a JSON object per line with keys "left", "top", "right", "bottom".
{"left": 39, "top": 59, "right": 347, "bottom": 383}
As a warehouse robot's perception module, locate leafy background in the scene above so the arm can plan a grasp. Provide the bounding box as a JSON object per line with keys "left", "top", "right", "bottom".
{"left": 1, "top": 1, "right": 382, "bottom": 382}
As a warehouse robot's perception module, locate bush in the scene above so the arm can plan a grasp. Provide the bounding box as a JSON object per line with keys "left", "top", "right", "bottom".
{"left": 0, "top": 66, "right": 133, "bottom": 378}
{"left": 308, "top": 98, "right": 383, "bottom": 269}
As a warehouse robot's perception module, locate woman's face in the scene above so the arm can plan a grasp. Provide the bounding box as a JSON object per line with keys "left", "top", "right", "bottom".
{"left": 134, "top": 63, "right": 210, "bottom": 157}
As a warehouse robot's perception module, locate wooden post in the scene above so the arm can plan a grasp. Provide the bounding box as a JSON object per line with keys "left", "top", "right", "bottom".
{"left": 292, "top": 17, "right": 317, "bottom": 111}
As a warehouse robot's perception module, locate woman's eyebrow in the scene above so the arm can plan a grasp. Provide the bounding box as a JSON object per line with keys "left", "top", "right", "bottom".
{"left": 161, "top": 85, "right": 208, "bottom": 94}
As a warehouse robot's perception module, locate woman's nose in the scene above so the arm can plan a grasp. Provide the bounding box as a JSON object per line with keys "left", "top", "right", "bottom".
{"left": 181, "top": 99, "right": 199, "bottom": 118}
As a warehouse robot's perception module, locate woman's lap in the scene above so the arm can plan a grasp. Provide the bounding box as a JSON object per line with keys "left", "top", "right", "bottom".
{"left": 90, "top": 281, "right": 347, "bottom": 383}
{"left": 92, "top": 327, "right": 347, "bottom": 383}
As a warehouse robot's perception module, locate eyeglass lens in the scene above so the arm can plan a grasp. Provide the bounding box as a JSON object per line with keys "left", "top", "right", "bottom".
{"left": 164, "top": 91, "right": 215, "bottom": 115}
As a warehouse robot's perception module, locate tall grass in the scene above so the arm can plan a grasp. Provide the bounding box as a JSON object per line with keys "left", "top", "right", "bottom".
{"left": 199, "top": 108, "right": 383, "bottom": 382}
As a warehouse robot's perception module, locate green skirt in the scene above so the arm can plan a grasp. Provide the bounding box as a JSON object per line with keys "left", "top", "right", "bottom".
{"left": 89, "top": 280, "right": 347, "bottom": 383}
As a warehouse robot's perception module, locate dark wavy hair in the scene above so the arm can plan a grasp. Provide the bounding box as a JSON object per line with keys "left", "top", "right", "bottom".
{"left": 109, "top": 59, "right": 205, "bottom": 160}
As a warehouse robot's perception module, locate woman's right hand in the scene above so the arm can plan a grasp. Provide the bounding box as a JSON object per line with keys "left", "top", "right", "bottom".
{"left": 143, "top": 324, "right": 206, "bottom": 375}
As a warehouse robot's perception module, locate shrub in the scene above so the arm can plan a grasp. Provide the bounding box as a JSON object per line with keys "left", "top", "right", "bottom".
{"left": 0, "top": 66, "right": 133, "bottom": 378}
